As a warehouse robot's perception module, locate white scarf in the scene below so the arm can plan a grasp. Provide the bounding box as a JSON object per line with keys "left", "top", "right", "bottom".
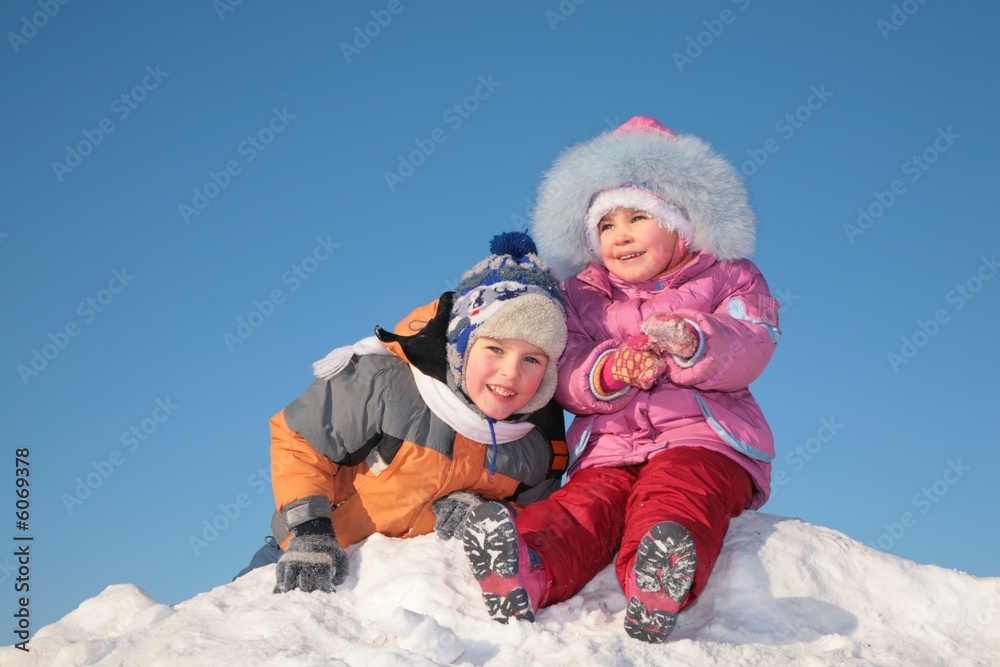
{"left": 312, "top": 336, "right": 533, "bottom": 444}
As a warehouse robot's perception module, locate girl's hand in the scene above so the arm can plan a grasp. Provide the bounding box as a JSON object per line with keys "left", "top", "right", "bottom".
{"left": 642, "top": 313, "right": 699, "bottom": 359}
{"left": 607, "top": 334, "right": 669, "bottom": 390}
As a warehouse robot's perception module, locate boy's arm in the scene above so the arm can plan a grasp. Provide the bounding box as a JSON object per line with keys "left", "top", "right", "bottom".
{"left": 271, "top": 361, "right": 392, "bottom": 529}
{"left": 273, "top": 295, "right": 448, "bottom": 536}
{"left": 270, "top": 411, "right": 339, "bottom": 531}
{"left": 271, "top": 405, "right": 352, "bottom": 593}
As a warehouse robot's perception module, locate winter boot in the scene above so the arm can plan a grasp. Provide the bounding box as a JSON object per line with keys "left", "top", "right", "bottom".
{"left": 624, "top": 521, "right": 696, "bottom": 643}
{"left": 463, "top": 501, "right": 544, "bottom": 623}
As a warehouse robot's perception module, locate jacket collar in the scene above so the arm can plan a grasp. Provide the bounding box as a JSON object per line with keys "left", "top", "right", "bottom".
{"left": 573, "top": 251, "right": 718, "bottom": 298}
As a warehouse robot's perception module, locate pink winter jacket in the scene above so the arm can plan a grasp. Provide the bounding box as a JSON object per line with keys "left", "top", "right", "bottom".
{"left": 556, "top": 252, "right": 780, "bottom": 509}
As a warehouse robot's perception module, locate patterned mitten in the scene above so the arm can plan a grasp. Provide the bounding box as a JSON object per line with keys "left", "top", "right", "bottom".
{"left": 641, "top": 313, "right": 699, "bottom": 359}
{"left": 606, "top": 335, "right": 669, "bottom": 391}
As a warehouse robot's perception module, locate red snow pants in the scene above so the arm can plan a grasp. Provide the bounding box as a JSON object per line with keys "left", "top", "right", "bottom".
{"left": 515, "top": 446, "right": 753, "bottom": 609}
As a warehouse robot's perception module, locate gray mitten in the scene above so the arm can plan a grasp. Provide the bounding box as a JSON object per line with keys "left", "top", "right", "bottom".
{"left": 433, "top": 491, "right": 484, "bottom": 540}
{"left": 273, "top": 518, "right": 348, "bottom": 594}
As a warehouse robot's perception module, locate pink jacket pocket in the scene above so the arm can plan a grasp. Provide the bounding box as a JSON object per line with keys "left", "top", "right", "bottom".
{"left": 692, "top": 388, "right": 775, "bottom": 462}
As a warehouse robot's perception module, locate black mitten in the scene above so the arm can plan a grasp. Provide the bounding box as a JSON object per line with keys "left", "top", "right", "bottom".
{"left": 273, "top": 518, "right": 348, "bottom": 594}
{"left": 432, "top": 491, "right": 484, "bottom": 540}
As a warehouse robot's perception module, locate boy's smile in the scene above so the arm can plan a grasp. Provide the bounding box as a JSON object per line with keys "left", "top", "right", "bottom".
{"left": 464, "top": 337, "right": 548, "bottom": 420}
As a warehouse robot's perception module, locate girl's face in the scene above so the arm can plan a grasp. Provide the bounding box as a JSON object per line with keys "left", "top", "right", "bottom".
{"left": 598, "top": 207, "right": 680, "bottom": 283}
{"left": 464, "top": 337, "right": 548, "bottom": 420}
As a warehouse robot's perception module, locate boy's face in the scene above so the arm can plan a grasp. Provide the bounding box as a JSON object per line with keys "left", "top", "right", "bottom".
{"left": 464, "top": 337, "right": 548, "bottom": 420}
{"left": 598, "top": 207, "right": 680, "bottom": 284}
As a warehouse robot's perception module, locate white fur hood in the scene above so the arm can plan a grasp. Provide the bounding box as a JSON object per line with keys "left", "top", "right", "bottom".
{"left": 530, "top": 116, "right": 757, "bottom": 279}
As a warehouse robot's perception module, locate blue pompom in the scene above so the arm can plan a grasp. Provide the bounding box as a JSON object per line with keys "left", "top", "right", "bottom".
{"left": 489, "top": 231, "right": 537, "bottom": 260}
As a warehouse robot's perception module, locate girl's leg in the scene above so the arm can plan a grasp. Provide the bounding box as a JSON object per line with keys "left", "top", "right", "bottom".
{"left": 520, "top": 465, "right": 639, "bottom": 606}
{"left": 464, "top": 501, "right": 544, "bottom": 623}
{"left": 616, "top": 447, "right": 753, "bottom": 642}
{"left": 464, "top": 465, "right": 637, "bottom": 623}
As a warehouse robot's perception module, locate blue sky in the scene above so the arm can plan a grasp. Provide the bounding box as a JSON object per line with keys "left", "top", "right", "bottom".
{"left": 3, "top": 1, "right": 998, "bottom": 632}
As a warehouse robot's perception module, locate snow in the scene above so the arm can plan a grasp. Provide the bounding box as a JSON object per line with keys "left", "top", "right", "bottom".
{"left": 5, "top": 512, "right": 999, "bottom": 666}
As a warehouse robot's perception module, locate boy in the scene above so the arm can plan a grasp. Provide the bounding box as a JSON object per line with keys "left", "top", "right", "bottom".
{"left": 267, "top": 232, "right": 569, "bottom": 594}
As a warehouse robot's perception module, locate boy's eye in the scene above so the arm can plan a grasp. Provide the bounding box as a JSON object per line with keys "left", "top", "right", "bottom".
{"left": 487, "top": 346, "right": 503, "bottom": 354}
{"left": 599, "top": 222, "right": 613, "bottom": 233}
{"left": 523, "top": 356, "right": 540, "bottom": 365}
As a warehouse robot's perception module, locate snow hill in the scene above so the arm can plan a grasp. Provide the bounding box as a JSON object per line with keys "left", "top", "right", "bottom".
{"left": 4, "top": 512, "right": 998, "bottom": 666}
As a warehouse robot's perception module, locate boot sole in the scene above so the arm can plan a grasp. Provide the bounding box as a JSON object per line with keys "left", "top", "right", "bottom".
{"left": 463, "top": 502, "right": 535, "bottom": 623}
{"left": 624, "top": 521, "right": 696, "bottom": 643}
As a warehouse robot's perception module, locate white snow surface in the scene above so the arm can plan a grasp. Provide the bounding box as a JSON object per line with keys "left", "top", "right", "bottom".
{"left": 5, "top": 512, "right": 999, "bottom": 666}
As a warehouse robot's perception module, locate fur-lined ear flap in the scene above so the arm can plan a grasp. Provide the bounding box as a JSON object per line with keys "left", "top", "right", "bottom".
{"left": 375, "top": 291, "right": 454, "bottom": 381}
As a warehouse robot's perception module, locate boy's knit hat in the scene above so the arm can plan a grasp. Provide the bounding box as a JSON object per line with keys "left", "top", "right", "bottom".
{"left": 530, "top": 115, "right": 757, "bottom": 278}
{"left": 446, "top": 231, "right": 567, "bottom": 417}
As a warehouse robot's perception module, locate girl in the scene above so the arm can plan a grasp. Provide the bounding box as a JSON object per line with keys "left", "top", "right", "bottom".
{"left": 462, "top": 117, "right": 780, "bottom": 643}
